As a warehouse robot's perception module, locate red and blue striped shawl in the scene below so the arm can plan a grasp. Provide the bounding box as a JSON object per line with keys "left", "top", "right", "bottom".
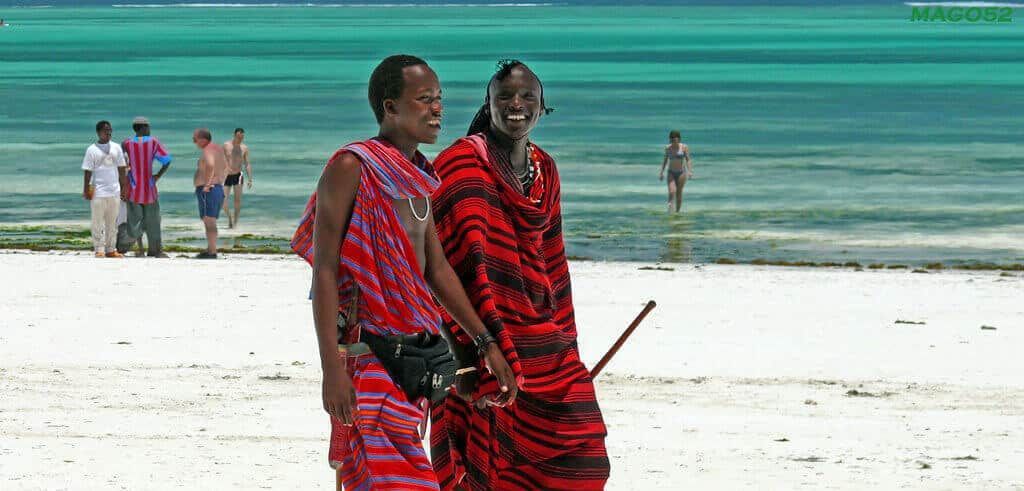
{"left": 292, "top": 138, "right": 442, "bottom": 337}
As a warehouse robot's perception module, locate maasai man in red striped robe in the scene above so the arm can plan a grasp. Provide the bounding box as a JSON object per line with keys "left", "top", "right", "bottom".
{"left": 292, "top": 55, "right": 516, "bottom": 491}
{"left": 430, "top": 60, "right": 610, "bottom": 490}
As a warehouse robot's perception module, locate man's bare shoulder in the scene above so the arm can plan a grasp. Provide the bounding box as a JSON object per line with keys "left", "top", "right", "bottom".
{"left": 204, "top": 144, "right": 225, "bottom": 158}
{"left": 318, "top": 152, "right": 362, "bottom": 206}
{"left": 325, "top": 152, "right": 362, "bottom": 179}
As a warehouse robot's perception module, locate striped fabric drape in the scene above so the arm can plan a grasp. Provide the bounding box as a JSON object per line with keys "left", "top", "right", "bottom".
{"left": 429, "top": 134, "right": 610, "bottom": 490}
{"left": 292, "top": 138, "right": 443, "bottom": 490}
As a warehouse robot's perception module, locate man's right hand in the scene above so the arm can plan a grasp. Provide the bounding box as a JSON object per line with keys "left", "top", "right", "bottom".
{"left": 322, "top": 363, "right": 357, "bottom": 424}
{"left": 82, "top": 190, "right": 92, "bottom": 201}
{"left": 481, "top": 343, "right": 517, "bottom": 407}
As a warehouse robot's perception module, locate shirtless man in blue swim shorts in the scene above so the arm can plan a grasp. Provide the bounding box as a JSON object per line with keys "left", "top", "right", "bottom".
{"left": 192, "top": 128, "right": 228, "bottom": 258}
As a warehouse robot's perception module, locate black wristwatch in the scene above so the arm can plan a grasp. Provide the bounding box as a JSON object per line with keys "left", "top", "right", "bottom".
{"left": 473, "top": 331, "right": 497, "bottom": 356}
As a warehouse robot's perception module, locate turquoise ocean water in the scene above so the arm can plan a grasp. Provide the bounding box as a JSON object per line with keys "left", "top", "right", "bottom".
{"left": 1, "top": 3, "right": 1022, "bottom": 264}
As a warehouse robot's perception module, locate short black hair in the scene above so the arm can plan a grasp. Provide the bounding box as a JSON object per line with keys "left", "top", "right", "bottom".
{"left": 234, "top": 127, "right": 244, "bottom": 134}
{"left": 196, "top": 128, "right": 212, "bottom": 141}
{"left": 368, "top": 54, "right": 429, "bottom": 124}
{"left": 669, "top": 130, "right": 681, "bottom": 139}
{"left": 96, "top": 120, "right": 111, "bottom": 132}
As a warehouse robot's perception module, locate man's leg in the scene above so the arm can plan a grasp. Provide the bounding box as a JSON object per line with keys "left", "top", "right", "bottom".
{"left": 491, "top": 357, "right": 609, "bottom": 490}
{"left": 116, "top": 222, "right": 131, "bottom": 253}
{"left": 339, "top": 359, "right": 439, "bottom": 490}
{"left": 202, "top": 217, "right": 218, "bottom": 253}
{"left": 197, "top": 185, "right": 223, "bottom": 257}
{"left": 101, "top": 197, "right": 120, "bottom": 254}
{"left": 222, "top": 185, "right": 233, "bottom": 228}
{"left": 233, "top": 182, "right": 243, "bottom": 227}
{"left": 135, "top": 203, "right": 147, "bottom": 256}
{"left": 120, "top": 202, "right": 145, "bottom": 255}
{"left": 89, "top": 198, "right": 104, "bottom": 255}
{"left": 144, "top": 201, "right": 163, "bottom": 256}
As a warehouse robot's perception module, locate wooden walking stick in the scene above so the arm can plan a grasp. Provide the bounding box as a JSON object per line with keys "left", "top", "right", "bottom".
{"left": 591, "top": 300, "right": 656, "bottom": 378}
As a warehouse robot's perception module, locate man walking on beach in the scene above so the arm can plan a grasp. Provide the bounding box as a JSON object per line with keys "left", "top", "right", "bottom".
{"left": 429, "top": 60, "right": 610, "bottom": 490}
{"left": 82, "top": 120, "right": 128, "bottom": 258}
{"left": 118, "top": 116, "right": 172, "bottom": 257}
{"left": 291, "top": 54, "right": 515, "bottom": 490}
{"left": 222, "top": 127, "right": 252, "bottom": 229}
{"left": 192, "top": 128, "right": 227, "bottom": 259}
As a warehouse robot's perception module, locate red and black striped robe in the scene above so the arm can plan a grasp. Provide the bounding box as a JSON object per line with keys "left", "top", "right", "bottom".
{"left": 429, "top": 134, "right": 610, "bottom": 490}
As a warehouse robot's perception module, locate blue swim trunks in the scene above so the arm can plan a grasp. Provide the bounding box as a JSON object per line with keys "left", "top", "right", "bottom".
{"left": 195, "top": 185, "right": 224, "bottom": 219}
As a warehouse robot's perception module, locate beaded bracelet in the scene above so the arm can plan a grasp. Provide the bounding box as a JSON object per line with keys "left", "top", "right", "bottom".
{"left": 473, "top": 331, "right": 497, "bottom": 356}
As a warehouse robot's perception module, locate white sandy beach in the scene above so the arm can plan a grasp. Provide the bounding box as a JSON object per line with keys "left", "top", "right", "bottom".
{"left": 1, "top": 251, "right": 1023, "bottom": 490}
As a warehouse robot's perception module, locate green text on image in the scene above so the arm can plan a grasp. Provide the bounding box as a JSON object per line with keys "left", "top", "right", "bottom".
{"left": 910, "top": 6, "right": 1014, "bottom": 22}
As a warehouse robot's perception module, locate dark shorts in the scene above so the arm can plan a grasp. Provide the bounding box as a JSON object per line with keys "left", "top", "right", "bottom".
{"left": 195, "top": 185, "right": 224, "bottom": 219}
{"left": 224, "top": 173, "right": 243, "bottom": 187}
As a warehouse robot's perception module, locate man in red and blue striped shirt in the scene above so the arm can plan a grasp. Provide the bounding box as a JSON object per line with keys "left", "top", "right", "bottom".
{"left": 117, "top": 116, "right": 172, "bottom": 257}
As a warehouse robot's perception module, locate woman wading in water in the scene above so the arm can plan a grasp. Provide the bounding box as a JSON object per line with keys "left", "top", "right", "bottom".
{"left": 659, "top": 129, "right": 693, "bottom": 213}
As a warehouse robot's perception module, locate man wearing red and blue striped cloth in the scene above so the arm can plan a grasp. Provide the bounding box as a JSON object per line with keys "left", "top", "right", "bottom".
{"left": 291, "top": 55, "right": 517, "bottom": 490}
{"left": 117, "top": 116, "right": 171, "bottom": 257}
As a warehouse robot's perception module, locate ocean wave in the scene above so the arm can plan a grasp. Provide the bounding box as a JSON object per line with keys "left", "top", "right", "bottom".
{"left": 904, "top": 2, "right": 1024, "bottom": 6}
{"left": 112, "top": 2, "right": 559, "bottom": 7}
{"left": 695, "top": 227, "right": 1024, "bottom": 252}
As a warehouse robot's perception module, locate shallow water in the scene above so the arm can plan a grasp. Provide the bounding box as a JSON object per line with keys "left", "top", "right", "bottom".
{"left": 1, "top": 3, "right": 1022, "bottom": 263}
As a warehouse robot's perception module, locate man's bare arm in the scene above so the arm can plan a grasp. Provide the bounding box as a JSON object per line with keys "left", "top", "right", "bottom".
{"left": 82, "top": 170, "right": 93, "bottom": 200}
{"left": 424, "top": 216, "right": 517, "bottom": 405}
{"left": 154, "top": 162, "right": 170, "bottom": 181}
{"left": 118, "top": 167, "right": 128, "bottom": 201}
{"left": 121, "top": 143, "right": 134, "bottom": 182}
{"left": 243, "top": 146, "right": 253, "bottom": 183}
{"left": 312, "top": 153, "right": 361, "bottom": 423}
{"left": 222, "top": 144, "right": 231, "bottom": 169}
{"left": 202, "top": 150, "right": 218, "bottom": 189}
